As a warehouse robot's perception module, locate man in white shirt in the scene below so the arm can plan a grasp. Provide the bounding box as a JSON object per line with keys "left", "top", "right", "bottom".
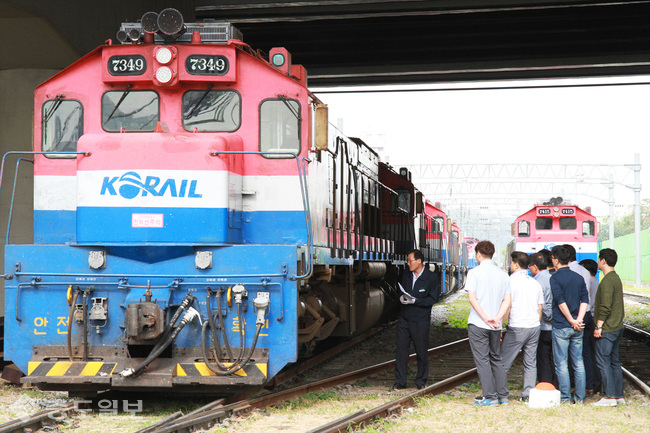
{"left": 501, "top": 251, "right": 544, "bottom": 401}
{"left": 467, "top": 240, "right": 511, "bottom": 406}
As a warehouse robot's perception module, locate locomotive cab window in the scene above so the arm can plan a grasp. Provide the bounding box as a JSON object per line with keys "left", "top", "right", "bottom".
{"left": 42, "top": 99, "right": 83, "bottom": 157}
{"left": 536, "top": 217, "right": 553, "bottom": 230}
{"left": 259, "top": 98, "right": 300, "bottom": 158}
{"left": 431, "top": 217, "right": 442, "bottom": 233}
{"left": 396, "top": 190, "right": 411, "bottom": 213}
{"left": 182, "top": 90, "right": 241, "bottom": 132}
{"left": 560, "top": 217, "right": 577, "bottom": 230}
{"left": 432, "top": 217, "right": 444, "bottom": 233}
{"left": 518, "top": 220, "right": 530, "bottom": 237}
{"left": 582, "top": 220, "right": 595, "bottom": 237}
{"left": 102, "top": 90, "right": 159, "bottom": 132}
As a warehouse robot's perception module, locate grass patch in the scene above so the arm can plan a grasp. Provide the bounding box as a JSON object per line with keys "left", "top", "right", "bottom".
{"left": 624, "top": 302, "right": 650, "bottom": 327}
{"left": 623, "top": 283, "right": 650, "bottom": 296}
{"left": 441, "top": 297, "right": 471, "bottom": 330}
{"left": 278, "top": 390, "right": 343, "bottom": 410}
{"left": 376, "top": 395, "right": 650, "bottom": 433}
{"left": 623, "top": 281, "right": 650, "bottom": 296}
{"left": 362, "top": 417, "right": 396, "bottom": 432}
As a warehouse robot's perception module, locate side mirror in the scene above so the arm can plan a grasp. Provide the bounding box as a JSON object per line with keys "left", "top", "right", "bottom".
{"left": 415, "top": 192, "right": 423, "bottom": 214}
{"left": 314, "top": 103, "right": 328, "bottom": 151}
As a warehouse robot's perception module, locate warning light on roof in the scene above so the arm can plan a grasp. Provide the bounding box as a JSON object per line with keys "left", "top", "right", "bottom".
{"left": 271, "top": 53, "right": 285, "bottom": 67}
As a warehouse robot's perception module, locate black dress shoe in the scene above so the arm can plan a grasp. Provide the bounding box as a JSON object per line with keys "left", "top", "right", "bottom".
{"left": 390, "top": 383, "right": 406, "bottom": 390}
{"left": 417, "top": 384, "right": 426, "bottom": 390}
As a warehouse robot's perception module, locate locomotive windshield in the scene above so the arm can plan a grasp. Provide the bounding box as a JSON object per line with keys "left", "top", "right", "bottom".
{"left": 536, "top": 217, "right": 553, "bottom": 230}
{"left": 42, "top": 99, "right": 83, "bottom": 155}
{"left": 102, "top": 90, "right": 159, "bottom": 132}
{"left": 182, "top": 89, "right": 241, "bottom": 132}
{"left": 560, "top": 217, "right": 577, "bottom": 230}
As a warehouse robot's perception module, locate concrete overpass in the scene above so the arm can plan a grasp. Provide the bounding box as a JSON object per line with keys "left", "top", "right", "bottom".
{"left": 2, "top": 1, "right": 649, "bottom": 86}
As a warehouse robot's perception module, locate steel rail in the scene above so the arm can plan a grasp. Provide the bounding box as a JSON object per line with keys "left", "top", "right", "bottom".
{"left": 308, "top": 368, "right": 478, "bottom": 433}
{"left": 136, "top": 338, "right": 470, "bottom": 433}
{"left": 235, "top": 338, "right": 469, "bottom": 409}
{"left": 0, "top": 402, "right": 76, "bottom": 433}
{"left": 623, "top": 292, "right": 650, "bottom": 305}
{"left": 621, "top": 324, "right": 650, "bottom": 397}
{"left": 134, "top": 325, "right": 395, "bottom": 433}
{"left": 264, "top": 323, "right": 394, "bottom": 390}
{"left": 622, "top": 367, "right": 650, "bottom": 397}
{"left": 624, "top": 323, "right": 650, "bottom": 339}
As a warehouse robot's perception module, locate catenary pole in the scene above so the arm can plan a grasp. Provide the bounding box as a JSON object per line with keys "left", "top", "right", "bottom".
{"left": 633, "top": 153, "right": 641, "bottom": 286}
{"left": 608, "top": 174, "right": 615, "bottom": 249}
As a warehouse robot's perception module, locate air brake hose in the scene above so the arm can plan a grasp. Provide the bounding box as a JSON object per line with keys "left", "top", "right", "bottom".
{"left": 205, "top": 301, "right": 247, "bottom": 369}
{"left": 157, "top": 293, "right": 197, "bottom": 344}
{"left": 207, "top": 289, "right": 233, "bottom": 361}
{"left": 213, "top": 289, "right": 246, "bottom": 365}
{"left": 201, "top": 319, "right": 264, "bottom": 376}
{"left": 201, "top": 291, "right": 269, "bottom": 375}
{"left": 82, "top": 289, "right": 89, "bottom": 361}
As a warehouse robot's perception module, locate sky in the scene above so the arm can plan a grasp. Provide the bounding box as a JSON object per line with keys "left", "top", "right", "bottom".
{"left": 312, "top": 75, "right": 650, "bottom": 227}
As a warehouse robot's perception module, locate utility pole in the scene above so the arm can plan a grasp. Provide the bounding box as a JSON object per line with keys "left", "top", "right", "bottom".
{"left": 630, "top": 153, "right": 642, "bottom": 286}
{"left": 608, "top": 174, "right": 615, "bottom": 248}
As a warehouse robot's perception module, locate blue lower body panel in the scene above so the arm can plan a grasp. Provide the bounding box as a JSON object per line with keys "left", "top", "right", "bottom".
{"left": 4, "top": 243, "right": 298, "bottom": 392}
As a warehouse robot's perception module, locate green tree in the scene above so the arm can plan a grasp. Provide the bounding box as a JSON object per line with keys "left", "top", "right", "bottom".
{"left": 599, "top": 199, "right": 650, "bottom": 239}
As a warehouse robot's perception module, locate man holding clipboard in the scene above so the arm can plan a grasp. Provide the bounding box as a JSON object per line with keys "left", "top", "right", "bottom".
{"left": 392, "top": 249, "right": 441, "bottom": 390}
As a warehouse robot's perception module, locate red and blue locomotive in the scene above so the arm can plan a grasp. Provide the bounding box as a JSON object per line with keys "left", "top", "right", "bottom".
{"left": 2, "top": 9, "right": 471, "bottom": 395}
{"left": 506, "top": 197, "right": 599, "bottom": 266}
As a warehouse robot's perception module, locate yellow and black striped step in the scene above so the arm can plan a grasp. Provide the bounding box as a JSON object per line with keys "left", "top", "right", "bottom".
{"left": 28, "top": 361, "right": 117, "bottom": 377}
{"left": 173, "top": 362, "right": 267, "bottom": 378}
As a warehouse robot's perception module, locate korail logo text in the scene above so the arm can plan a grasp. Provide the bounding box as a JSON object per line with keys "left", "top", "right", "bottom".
{"left": 100, "top": 172, "right": 203, "bottom": 199}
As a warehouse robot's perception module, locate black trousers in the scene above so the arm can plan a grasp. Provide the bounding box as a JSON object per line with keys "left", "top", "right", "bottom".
{"left": 537, "top": 329, "right": 559, "bottom": 388}
{"left": 394, "top": 316, "right": 430, "bottom": 387}
{"left": 582, "top": 312, "right": 601, "bottom": 391}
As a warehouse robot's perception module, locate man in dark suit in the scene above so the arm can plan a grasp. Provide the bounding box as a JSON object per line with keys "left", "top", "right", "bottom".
{"left": 392, "top": 249, "right": 441, "bottom": 390}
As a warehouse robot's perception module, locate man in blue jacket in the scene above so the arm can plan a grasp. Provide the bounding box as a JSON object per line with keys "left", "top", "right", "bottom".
{"left": 392, "top": 249, "right": 441, "bottom": 390}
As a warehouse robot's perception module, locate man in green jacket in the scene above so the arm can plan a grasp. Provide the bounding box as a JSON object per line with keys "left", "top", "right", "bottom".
{"left": 591, "top": 248, "right": 625, "bottom": 407}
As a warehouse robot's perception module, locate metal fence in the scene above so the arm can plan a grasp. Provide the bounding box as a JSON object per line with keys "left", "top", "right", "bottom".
{"left": 601, "top": 228, "right": 650, "bottom": 284}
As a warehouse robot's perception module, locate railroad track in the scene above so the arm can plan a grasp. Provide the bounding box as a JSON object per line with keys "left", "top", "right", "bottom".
{"left": 621, "top": 324, "right": 650, "bottom": 395}
{"left": 623, "top": 292, "right": 650, "bottom": 305}
{"left": 0, "top": 324, "right": 393, "bottom": 433}
{"left": 133, "top": 338, "right": 475, "bottom": 433}
{"left": 0, "top": 402, "right": 77, "bottom": 433}
{"left": 3, "top": 324, "right": 647, "bottom": 432}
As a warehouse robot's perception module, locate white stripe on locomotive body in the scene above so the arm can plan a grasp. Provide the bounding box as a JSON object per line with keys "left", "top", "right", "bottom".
{"left": 76, "top": 170, "right": 230, "bottom": 208}
{"left": 36, "top": 173, "right": 306, "bottom": 212}
{"left": 516, "top": 240, "right": 599, "bottom": 254}
{"left": 34, "top": 176, "right": 77, "bottom": 211}
{"left": 242, "top": 176, "right": 304, "bottom": 212}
